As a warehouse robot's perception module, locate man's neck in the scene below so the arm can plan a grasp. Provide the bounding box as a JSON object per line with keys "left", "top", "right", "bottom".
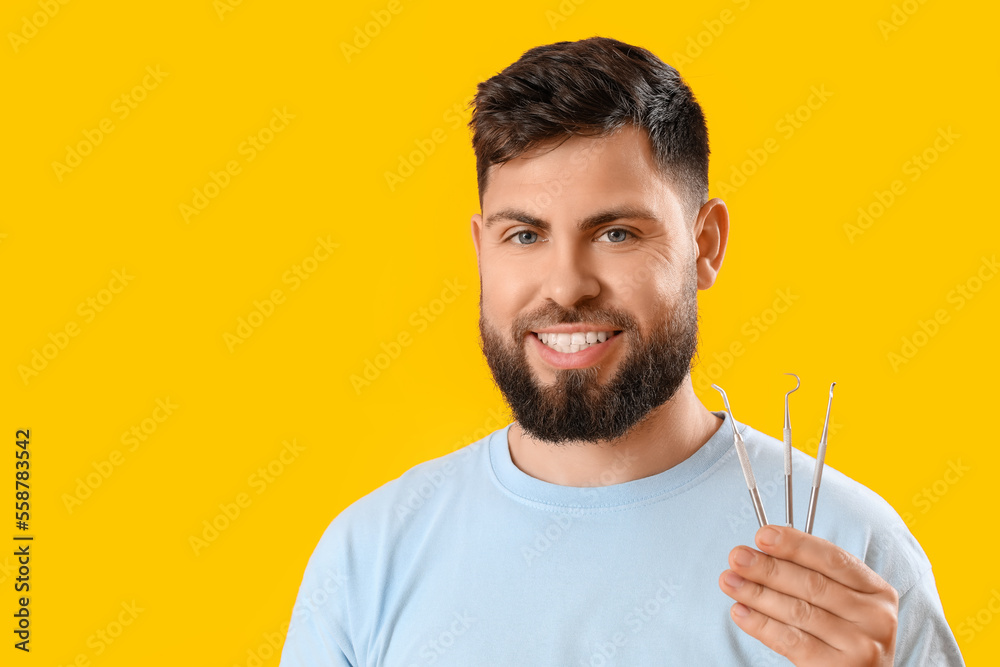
{"left": 506, "top": 377, "right": 724, "bottom": 487}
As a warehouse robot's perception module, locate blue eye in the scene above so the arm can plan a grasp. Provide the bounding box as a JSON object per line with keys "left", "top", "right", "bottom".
{"left": 510, "top": 230, "right": 539, "bottom": 245}
{"left": 602, "top": 228, "right": 633, "bottom": 243}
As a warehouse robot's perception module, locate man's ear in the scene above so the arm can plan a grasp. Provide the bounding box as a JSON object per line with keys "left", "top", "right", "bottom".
{"left": 471, "top": 212, "right": 484, "bottom": 268}
{"left": 692, "top": 198, "right": 730, "bottom": 290}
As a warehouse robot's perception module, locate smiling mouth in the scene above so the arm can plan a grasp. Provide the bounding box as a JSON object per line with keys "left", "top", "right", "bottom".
{"left": 531, "top": 330, "right": 623, "bottom": 354}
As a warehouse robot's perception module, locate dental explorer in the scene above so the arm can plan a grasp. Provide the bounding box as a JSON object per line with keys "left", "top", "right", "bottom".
{"left": 783, "top": 374, "right": 800, "bottom": 528}
{"left": 711, "top": 384, "right": 768, "bottom": 528}
{"left": 804, "top": 382, "right": 836, "bottom": 535}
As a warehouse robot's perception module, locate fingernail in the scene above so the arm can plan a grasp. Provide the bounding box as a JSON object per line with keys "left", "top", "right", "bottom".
{"left": 732, "top": 603, "right": 751, "bottom": 618}
{"left": 758, "top": 526, "right": 780, "bottom": 546}
{"left": 733, "top": 548, "right": 755, "bottom": 567}
{"left": 723, "top": 571, "right": 744, "bottom": 588}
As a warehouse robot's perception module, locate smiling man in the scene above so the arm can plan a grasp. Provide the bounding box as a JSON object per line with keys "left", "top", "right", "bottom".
{"left": 279, "top": 37, "right": 964, "bottom": 666}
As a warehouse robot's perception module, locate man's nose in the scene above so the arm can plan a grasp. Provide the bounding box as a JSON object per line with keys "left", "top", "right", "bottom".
{"left": 539, "top": 242, "right": 601, "bottom": 309}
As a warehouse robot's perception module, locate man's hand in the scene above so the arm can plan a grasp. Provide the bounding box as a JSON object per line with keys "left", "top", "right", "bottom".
{"left": 718, "top": 525, "right": 898, "bottom": 666}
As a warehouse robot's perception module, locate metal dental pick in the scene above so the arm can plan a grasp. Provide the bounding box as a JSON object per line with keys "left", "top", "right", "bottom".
{"left": 711, "top": 384, "right": 768, "bottom": 528}
{"left": 783, "top": 374, "right": 800, "bottom": 529}
{"left": 804, "top": 382, "right": 836, "bottom": 535}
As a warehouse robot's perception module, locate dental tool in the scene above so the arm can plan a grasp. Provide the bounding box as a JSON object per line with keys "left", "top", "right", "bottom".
{"left": 783, "top": 373, "right": 800, "bottom": 529}
{"left": 711, "top": 384, "right": 768, "bottom": 528}
{"left": 804, "top": 382, "right": 836, "bottom": 535}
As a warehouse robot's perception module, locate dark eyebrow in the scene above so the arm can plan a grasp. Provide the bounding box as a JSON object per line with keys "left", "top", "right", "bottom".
{"left": 484, "top": 205, "right": 659, "bottom": 232}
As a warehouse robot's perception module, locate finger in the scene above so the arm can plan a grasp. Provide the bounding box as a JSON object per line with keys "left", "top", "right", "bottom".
{"left": 719, "top": 569, "right": 857, "bottom": 651}
{"left": 727, "top": 600, "right": 841, "bottom": 665}
{"left": 754, "top": 525, "right": 888, "bottom": 595}
{"left": 728, "top": 545, "right": 871, "bottom": 623}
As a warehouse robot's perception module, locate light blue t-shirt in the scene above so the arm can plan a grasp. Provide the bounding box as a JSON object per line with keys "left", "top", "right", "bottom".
{"left": 279, "top": 411, "right": 965, "bottom": 666}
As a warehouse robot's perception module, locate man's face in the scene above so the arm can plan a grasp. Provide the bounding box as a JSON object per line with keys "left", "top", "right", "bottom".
{"left": 470, "top": 125, "right": 703, "bottom": 445}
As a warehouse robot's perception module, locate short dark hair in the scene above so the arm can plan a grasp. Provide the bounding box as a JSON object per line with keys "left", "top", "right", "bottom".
{"left": 468, "top": 36, "right": 710, "bottom": 222}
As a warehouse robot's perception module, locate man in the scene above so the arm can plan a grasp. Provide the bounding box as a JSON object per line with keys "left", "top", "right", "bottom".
{"left": 280, "top": 37, "right": 964, "bottom": 665}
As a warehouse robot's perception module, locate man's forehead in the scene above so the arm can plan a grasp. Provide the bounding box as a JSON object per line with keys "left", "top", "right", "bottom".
{"left": 481, "top": 173, "right": 684, "bottom": 231}
{"left": 481, "top": 128, "right": 683, "bottom": 222}
{"left": 490, "top": 127, "right": 649, "bottom": 181}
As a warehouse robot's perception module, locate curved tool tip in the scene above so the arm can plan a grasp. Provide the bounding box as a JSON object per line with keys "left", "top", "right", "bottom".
{"left": 783, "top": 373, "right": 800, "bottom": 393}
{"left": 709, "top": 384, "right": 739, "bottom": 437}
{"left": 829, "top": 381, "right": 837, "bottom": 395}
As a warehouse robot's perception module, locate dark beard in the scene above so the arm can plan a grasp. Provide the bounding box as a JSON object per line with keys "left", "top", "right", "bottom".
{"left": 478, "top": 269, "right": 700, "bottom": 445}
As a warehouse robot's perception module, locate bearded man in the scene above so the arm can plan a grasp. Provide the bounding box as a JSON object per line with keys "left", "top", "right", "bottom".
{"left": 280, "top": 36, "right": 964, "bottom": 666}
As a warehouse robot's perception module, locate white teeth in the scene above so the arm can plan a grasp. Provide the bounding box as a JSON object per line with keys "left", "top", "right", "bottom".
{"left": 534, "top": 330, "right": 617, "bottom": 353}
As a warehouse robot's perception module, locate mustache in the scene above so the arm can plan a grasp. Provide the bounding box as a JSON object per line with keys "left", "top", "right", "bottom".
{"left": 509, "top": 305, "right": 638, "bottom": 338}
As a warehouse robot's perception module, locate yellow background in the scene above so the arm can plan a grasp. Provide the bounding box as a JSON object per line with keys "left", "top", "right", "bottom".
{"left": 2, "top": 0, "right": 996, "bottom": 664}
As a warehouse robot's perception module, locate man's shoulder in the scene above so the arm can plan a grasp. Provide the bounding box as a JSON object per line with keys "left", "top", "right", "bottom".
{"left": 309, "top": 428, "right": 498, "bottom": 559}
